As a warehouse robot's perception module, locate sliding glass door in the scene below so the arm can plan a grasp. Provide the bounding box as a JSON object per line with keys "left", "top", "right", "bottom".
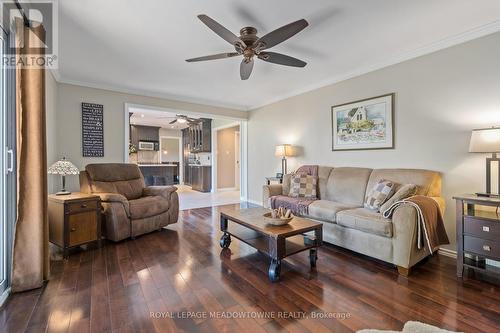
{"left": 0, "top": 26, "right": 16, "bottom": 298}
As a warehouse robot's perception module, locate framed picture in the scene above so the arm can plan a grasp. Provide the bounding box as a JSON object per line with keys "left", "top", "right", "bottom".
{"left": 331, "top": 93, "right": 394, "bottom": 151}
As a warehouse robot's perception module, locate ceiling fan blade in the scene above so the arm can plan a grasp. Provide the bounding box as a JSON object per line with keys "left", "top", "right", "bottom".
{"left": 197, "top": 15, "right": 245, "bottom": 47}
{"left": 240, "top": 58, "right": 254, "bottom": 80}
{"left": 186, "top": 52, "right": 239, "bottom": 62}
{"left": 254, "top": 19, "right": 308, "bottom": 50}
{"left": 258, "top": 52, "right": 306, "bottom": 67}
{"left": 169, "top": 119, "right": 178, "bottom": 124}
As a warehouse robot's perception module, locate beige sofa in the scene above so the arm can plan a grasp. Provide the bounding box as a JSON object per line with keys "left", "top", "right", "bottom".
{"left": 263, "top": 167, "right": 444, "bottom": 275}
{"left": 80, "top": 163, "right": 179, "bottom": 241}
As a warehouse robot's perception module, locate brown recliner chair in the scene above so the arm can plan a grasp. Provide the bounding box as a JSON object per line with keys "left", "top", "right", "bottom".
{"left": 80, "top": 163, "right": 179, "bottom": 241}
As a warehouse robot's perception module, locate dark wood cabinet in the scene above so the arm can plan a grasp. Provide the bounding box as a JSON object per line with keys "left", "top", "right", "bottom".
{"left": 48, "top": 193, "right": 101, "bottom": 258}
{"left": 454, "top": 194, "right": 500, "bottom": 280}
{"left": 190, "top": 166, "right": 211, "bottom": 192}
{"left": 186, "top": 119, "right": 211, "bottom": 153}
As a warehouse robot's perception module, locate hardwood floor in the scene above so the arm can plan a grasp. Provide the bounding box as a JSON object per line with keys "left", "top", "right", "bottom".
{"left": 1, "top": 203, "right": 500, "bottom": 333}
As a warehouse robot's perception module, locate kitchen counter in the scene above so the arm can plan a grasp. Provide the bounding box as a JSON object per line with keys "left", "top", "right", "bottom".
{"left": 138, "top": 164, "right": 178, "bottom": 167}
{"left": 138, "top": 164, "right": 179, "bottom": 186}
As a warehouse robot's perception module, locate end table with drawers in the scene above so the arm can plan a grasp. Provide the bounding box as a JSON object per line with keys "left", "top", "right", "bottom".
{"left": 48, "top": 193, "right": 102, "bottom": 258}
{"left": 454, "top": 194, "right": 500, "bottom": 279}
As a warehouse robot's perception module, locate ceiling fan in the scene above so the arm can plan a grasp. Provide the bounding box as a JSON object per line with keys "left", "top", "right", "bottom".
{"left": 160, "top": 114, "right": 199, "bottom": 125}
{"left": 186, "top": 15, "right": 309, "bottom": 80}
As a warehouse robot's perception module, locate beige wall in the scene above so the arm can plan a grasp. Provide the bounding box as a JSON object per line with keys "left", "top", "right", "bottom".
{"left": 248, "top": 31, "right": 500, "bottom": 251}
{"left": 55, "top": 83, "right": 247, "bottom": 191}
{"left": 46, "top": 71, "right": 58, "bottom": 194}
{"left": 217, "top": 126, "right": 239, "bottom": 189}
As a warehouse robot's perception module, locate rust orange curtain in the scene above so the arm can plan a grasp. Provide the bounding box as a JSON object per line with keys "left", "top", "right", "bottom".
{"left": 11, "top": 18, "right": 49, "bottom": 292}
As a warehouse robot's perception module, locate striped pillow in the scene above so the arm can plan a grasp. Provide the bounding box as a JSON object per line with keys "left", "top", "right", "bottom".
{"left": 364, "top": 179, "right": 395, "bottom": 211}
{"left": 289, "top": 174, "right": 317, "bottom": 199}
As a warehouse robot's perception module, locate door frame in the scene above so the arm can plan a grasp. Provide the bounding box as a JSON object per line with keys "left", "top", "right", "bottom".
{"left": 123, "top": 103, "right": 248, "bottom": 201}
{"left": 159, "top": 135, "right": 183, "bottom": 184}
{"left": 212, "top": 122, "right": 240, "bottom": 192}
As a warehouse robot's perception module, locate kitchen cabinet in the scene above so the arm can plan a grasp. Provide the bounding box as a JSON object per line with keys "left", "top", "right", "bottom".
{"left": 188, "top": 119, "right": 211, "bottom": 153}
{"left": 190, "top": 165, "right": 211, "bottom": 192}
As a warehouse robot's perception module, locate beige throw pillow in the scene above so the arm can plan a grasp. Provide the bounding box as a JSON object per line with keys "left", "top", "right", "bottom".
{"left": 289, "top": 174, "right": 317, "bottom": 199}
{"left": 380, "top": 184, "right": 418, "bottom": 214}
{"left": 364, "top": 179, "right": 395, "bottom": 211}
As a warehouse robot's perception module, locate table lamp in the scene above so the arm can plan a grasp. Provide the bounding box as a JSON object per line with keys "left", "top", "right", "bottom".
{"left": 275, "top": 144, "right": 294, "bottom": 175}
{"left": 48, "top": 157, "right": 80, "bottom": 195}
{"left": 469, "top": 127, "right": 500, "bottom": 197}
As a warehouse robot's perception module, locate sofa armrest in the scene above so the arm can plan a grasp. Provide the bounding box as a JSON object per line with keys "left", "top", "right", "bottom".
{"left": 262, "top": 184, "right": 283, "bottom": 208}
{"left": 96, "top": 192, "right": 130, "bottom": 217}
{"left": 391, "top": 205, "right": 431, "bottom": 269}
{"left": 143, "top": 186, "right": 177, "bottom": 200}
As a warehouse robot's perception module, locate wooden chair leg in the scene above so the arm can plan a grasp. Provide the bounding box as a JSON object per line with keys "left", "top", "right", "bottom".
{"left": 397, "top": 266, "right": 411, "bottom": 276}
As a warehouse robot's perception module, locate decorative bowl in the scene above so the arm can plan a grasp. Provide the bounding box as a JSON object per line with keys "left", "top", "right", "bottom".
{"left": 263, "top": 212, "right": 294, "bottom": 226}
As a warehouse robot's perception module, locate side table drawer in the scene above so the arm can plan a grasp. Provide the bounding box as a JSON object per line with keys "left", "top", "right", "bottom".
{"left": 464, "top": 236, "right": 500, "bottom": 259}
{"left": 69, "top": 212, "right": 98, "bottom": 246}
{"left": 67, "top": 200, "right": 99, "bottom": 214}
{"left": 464, "top": 217, "right": 500, "bottom": 240}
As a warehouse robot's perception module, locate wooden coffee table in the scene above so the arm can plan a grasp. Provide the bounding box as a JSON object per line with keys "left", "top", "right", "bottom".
{"left": 219, "top": 207, "right": 323, "bottom": 282}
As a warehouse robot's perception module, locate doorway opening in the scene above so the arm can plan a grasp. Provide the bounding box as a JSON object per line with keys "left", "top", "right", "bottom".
{"left": 124, "top": 104, "right": 247, "bottom": 210}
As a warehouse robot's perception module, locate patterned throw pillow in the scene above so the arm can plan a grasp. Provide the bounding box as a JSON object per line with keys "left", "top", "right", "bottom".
{"left": 289, "top": 174, "right": 317, "bottom": 199}
{"left": 380, "top": 184, "right": 418, "bottom": 214}
{"left": 364, "top": 179, "right": 395, "bottom": 211}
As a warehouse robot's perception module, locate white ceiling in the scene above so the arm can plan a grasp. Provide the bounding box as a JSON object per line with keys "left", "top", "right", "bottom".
{"left": 129, "top": 108, "right": 191, "bottom": 129}
{"left": 57, "top": 0, "right": 500, "bottom": 110}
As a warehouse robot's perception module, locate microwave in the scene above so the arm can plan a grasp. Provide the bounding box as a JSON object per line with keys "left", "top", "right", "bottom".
{"left": 138, "top": 141, "right": 159, "bottom": 151}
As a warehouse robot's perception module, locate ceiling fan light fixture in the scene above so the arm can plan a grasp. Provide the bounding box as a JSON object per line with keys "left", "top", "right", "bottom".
{"left": 186, "top": 15, "right": 309, "bottom": 80}
{"left": 177, "top": 118, "right": 187, "bottom": 124}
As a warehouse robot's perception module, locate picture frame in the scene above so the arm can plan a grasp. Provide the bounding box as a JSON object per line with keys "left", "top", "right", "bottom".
{"left": 331, "top": 93, "right": 394, "bottom": 151}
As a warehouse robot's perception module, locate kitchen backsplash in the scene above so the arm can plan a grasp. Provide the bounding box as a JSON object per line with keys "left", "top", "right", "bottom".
{"left": 137, "top": 150, "right": 159, "bottom": 164}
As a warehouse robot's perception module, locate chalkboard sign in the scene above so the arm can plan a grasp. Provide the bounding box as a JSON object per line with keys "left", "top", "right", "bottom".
{"left": 82, "top": 103, "right": 104, "bottom": 157}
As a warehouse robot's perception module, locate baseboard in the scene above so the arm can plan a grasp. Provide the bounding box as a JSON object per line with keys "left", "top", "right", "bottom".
{"left": 438, "top": 248, "right": 457, "bottom": 258}
{"left": 216, "top": 187, "right": 237, "bottom": 192}
{"left": 0, "top": 288, "right": 11, "bottom": 308}
{"left": 246, "top": 199, "right": 262, "bottom": 206}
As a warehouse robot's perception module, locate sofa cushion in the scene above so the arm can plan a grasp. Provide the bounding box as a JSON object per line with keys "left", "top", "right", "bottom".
{"left": 129, "top": 196, "right": 170, "bottom": 219}
{"left": 336, "top": 208, "right": 393, "bottom": 238}
{"left": 365, "top": 169, "right": 441, "bottom": 197}
{"left": 307, "top": 200, "right": 359, "bottom": 223}
{"left": 324, "top": 167, "right": 373, "bottom": 206}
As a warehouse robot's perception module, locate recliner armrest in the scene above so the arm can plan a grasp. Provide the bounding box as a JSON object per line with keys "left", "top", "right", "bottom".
{"left": 96, "top": 192, "right": 130, "bottom": 216}
{"left": 143, "top": 186, "right": 178, "bottom": 200}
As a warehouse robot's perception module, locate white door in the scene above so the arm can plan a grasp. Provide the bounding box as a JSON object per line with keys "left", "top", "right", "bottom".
{"left": 235, "top": 131, "right": 240, "bottom": 190}
{"left": 0, "top": 29, "right": 15, "bottom": 298}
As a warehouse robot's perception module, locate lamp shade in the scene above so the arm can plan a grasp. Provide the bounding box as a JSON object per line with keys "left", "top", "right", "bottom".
{"left": 48, "top": 157, "right": 79, "bottom": 175}
{"left": 469, "top": 127, "right": 500, "bottom": 153}
{"left": 275, "top": 144, "right": 294, "bottom": 157}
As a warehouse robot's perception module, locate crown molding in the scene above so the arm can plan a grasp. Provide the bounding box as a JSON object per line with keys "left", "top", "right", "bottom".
{"left": 53, "top": 75, "right": 250, "bottom": 111}
{"left": 248, "top": 20, "right": 500, "bottom": 110}
{"left": 50, "top": 20, "right": 500, "bottom": 112}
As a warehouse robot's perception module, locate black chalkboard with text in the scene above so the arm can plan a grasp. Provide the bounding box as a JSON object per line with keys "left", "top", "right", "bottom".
{"left": 82, "top": 102, "right": 104, "bottom": 157}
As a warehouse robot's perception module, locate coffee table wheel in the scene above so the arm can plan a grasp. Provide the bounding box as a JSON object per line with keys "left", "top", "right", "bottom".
{"left": 310, "top": 248, "right": 318, "bottom": 268}
{"left": 268, "top": 259, "right": 281, "bottom": 282}
{"left": 220, "top": 233, "right": 231, "bottom": 249}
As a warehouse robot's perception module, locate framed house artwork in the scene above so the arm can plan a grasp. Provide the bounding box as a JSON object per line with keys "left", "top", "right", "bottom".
{"left": 331, "top": 93, "right": 394, "bottom": 151}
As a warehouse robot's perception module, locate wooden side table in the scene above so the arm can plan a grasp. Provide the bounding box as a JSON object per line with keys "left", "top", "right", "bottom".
{"left": 265, "top": 176, "right": 283, "bottom": 185}
{"left": 454, "top": 194, "right": 500, "bottom": 278}
{"left": 48, "top": 193, "right": 102, "bottom": 258}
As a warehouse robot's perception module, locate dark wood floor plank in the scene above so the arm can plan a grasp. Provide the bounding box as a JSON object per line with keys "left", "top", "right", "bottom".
{"left": 2, "top": 203, "right": 500, "bottom": 333}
